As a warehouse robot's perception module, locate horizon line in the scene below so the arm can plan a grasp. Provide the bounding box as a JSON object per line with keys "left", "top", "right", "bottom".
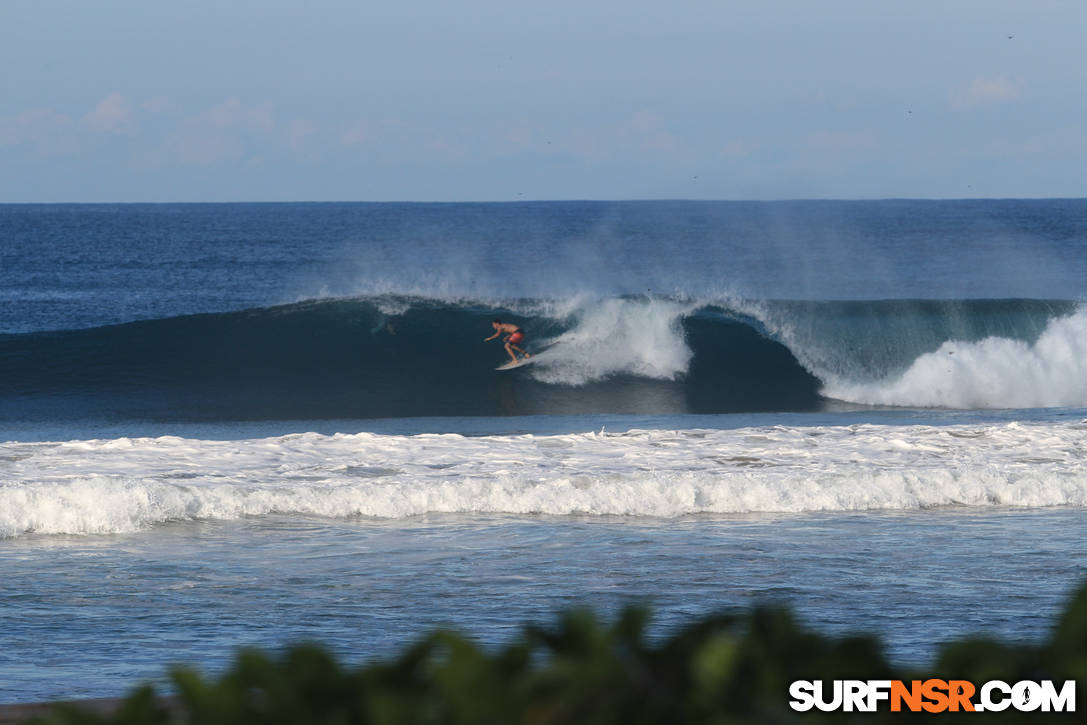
{"left": 3, "top": 196, "right": 1087, "bottom": 206}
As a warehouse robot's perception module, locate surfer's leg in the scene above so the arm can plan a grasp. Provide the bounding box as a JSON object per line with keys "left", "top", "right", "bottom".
{"left": 507, "top": 330, "right": 528, "bottom": 359}
{"left": 504, "top": 342, "right": 519, "bottom": 363}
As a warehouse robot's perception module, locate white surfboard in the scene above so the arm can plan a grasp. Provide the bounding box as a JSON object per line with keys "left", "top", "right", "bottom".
{"left": 494, "top": 340, "right": 558, "bottom": 371}
{"left": 496, "top": 357, "right": 535, "bottom": 371}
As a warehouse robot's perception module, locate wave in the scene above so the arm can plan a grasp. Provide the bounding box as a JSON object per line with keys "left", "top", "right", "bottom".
{"left": 746, "top": 298, "right": 1087, "bottom": 409}
{"left": 0, "top": 295, "right": 1082, "bottom": 421}
{"left": 3, "top": 422, "right": 1087, "bottom": 536}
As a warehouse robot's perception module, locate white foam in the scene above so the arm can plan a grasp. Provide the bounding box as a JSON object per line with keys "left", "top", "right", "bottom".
{"left": 824, "top": 310, "right": 1087, "bottom": 408}
{"left": 528, "top": 297, "right": 694, "bottom": 385}
{"left": 3, "top": 421, "right": 1087, "bottom": 536}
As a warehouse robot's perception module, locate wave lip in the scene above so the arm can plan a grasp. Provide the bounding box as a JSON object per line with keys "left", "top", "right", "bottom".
{"left": 4, "top": 422, "right": 1087, "bottom": 536}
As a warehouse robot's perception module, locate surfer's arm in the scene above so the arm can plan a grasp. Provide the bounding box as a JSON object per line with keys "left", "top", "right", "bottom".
{"left": 483, "top": 331, "right": 500, "bottom": 341}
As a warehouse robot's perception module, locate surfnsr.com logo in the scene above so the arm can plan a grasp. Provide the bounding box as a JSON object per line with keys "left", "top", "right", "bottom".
{"left": 789, "top": 679, "right": 1076, "bottom": 713}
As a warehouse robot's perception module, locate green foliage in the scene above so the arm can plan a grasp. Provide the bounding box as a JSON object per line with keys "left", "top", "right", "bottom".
{"left": 25, "top": 581, "right": 1087, "bottom": 724}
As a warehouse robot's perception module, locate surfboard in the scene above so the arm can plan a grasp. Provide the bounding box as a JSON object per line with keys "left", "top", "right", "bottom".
{"left": 496, "top": 357, "right": 535, "bottom": 371}
{"left": 494, "top": 340, "right": 557, "bottom": 371}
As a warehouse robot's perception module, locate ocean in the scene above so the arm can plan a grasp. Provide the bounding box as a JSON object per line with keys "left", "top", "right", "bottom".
{"left": 2, "top": 199, "right": 1086, "bottom": 702}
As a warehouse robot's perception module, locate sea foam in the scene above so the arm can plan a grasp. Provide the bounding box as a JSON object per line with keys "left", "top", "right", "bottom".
{"left": 3, "top": 421, "right": 1087, "bottom": 537}
{"left": 527, "top": 297, "right": 694, "bottom": 385}
{"left": 823, "top": 310, "right": 1087, "bottom": 408}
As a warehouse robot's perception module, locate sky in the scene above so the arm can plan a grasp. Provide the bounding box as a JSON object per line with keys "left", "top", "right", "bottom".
{"left": 2, "top": 0, "right": 1086, "bottom": 202}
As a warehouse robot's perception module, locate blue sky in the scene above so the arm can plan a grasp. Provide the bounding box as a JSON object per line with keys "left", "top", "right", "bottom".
{"left": 3, "top": 0, "right": 1085, "bottom": 201}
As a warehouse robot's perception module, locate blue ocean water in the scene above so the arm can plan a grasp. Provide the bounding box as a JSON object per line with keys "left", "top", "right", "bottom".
{"left": 2, "top": 200, "right": 1087, "bottom": 702}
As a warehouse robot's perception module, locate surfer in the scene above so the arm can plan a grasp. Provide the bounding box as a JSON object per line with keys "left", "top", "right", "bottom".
{"left": 484, "top": 319, "right": 530, "bottom": 364}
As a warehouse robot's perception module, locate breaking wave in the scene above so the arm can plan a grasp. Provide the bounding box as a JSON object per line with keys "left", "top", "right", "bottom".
{"left": 4, "top": 421, "right": 1087, "bottom": 536}
{"left": 0, "top": 295, "right": 1083, "bottom": 421}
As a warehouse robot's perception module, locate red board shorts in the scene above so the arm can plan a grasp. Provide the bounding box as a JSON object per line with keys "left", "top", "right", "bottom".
{"left": 508, "top": 331, "right": 525, "bottom": 344}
